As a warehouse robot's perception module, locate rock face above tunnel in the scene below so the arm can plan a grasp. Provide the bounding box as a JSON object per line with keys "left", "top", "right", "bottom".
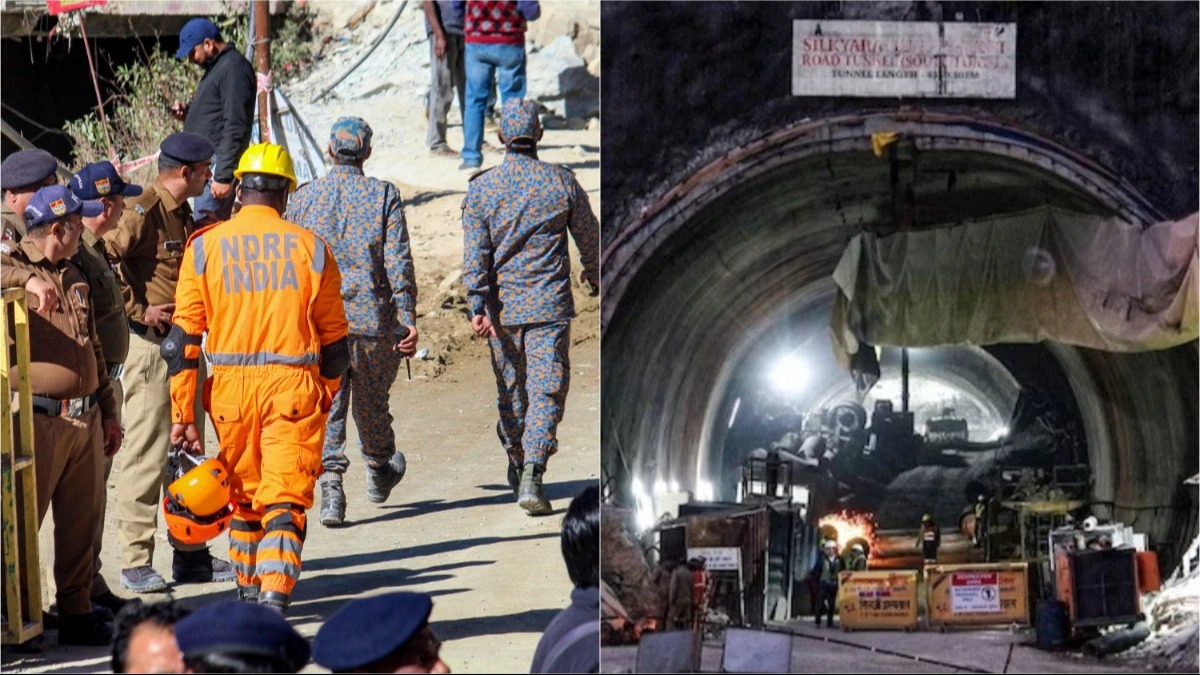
{"left": 600, "top": 1, "right": 1199, "bottom": 235}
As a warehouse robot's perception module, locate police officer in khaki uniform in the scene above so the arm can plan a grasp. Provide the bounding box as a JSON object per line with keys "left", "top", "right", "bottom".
{"left": 1, "top": 185, "right": 123, "bottom": 645}
{"left": 1, "top": 149, "right": 59, "bottom": 243}
{"left": 104, "top": 132, "right": 233, "bottom": 593}
{"left": 68, "top": 161, "right": 143, "bottom": 613}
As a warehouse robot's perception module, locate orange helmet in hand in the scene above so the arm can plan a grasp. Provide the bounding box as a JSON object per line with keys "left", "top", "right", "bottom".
{"left": 163, "top": 447, "right": 233, "bottom": 545}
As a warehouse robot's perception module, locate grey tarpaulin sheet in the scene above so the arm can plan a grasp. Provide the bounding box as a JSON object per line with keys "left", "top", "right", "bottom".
{"left": 831, "top": 206, "right": 1198, "bottom": 364}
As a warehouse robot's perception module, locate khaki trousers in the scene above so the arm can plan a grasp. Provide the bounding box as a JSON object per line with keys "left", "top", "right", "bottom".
{"left": 41, "top": 379, "right": 121, "bottom": 604}
{"left": 20, "top": 407, "right": 103, "bottom": 615}
{"left": 116, "top": 330, "right": 205, "bottom": 568}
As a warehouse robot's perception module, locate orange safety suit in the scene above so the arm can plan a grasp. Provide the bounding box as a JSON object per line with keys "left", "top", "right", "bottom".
{"left": 168, "top": 204, "right": 348, "bottom": 602}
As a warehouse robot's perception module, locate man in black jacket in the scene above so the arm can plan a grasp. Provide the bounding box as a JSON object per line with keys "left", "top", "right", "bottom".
{"left": 172, "top": 17, "right": 255, "bottom": 225}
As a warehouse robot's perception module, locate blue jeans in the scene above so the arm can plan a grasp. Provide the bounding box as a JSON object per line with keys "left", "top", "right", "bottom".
{"left": 193, "top": 154, "right": 237, "bottom": 224}
{"left": 463, "top": 42, "right": 527, "bottom": 166}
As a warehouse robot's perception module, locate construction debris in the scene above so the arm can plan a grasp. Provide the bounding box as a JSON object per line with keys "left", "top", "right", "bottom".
{"left": 1120, "top": 536, "right": 1200, "bottom": 672}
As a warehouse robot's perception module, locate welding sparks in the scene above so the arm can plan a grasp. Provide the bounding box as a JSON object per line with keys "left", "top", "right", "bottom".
{"left": 818, "top": 511, "right": 877, "bottom": 550}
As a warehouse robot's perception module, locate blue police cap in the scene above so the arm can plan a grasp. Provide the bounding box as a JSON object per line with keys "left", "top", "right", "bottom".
{"left": 70, "top": 161, "right": 143, "bottom": 200}
{"left": 176, "top": 17, "right": 221, "bottom": 60}
{"left": 160, "top": 132, "right": 215, "bottom": 165}
{"left": 174, "top": 601, "right": 310, "bottom": 671}
{"left": 312, "top": 592, "right": 433, "bottom": 671}
{"left": 1, "top": 149, "right": 58, "bottom": 190}
{"left": 24, "top": 185, "right": 102, "bottom": 229}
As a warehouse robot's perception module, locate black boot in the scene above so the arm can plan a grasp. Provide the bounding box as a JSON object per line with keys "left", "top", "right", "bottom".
{"left": 173, "top": 548, "right": 236, "bottom": 584}
{"left": 92, "top": 590, "right": 139, "bottom": 615}
{"left": 507, "top": 462, "right": 522, "bottom": 499}
{"left": 58, "top": 611, "right": 112, "bottom": 646}
{"left": 259, "top": 590, "right": 290, "bottom": 614}
{"left": 517, "top": 463, "right": 552, "bottom": 516}
{"left": 319, "top": 478, "right": 347, "bottom": 526}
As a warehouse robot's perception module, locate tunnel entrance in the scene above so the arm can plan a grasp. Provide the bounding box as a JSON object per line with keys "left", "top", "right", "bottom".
{"left": 601, "top": 112, "right": 1198, "bottom": 560}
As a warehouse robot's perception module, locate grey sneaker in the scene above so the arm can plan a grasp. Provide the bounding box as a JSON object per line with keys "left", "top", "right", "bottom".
{"left": 517, "top": 463, "right": 553, "bottom": 516}
{"left": 366, "top": 453, "right": 407, "bottom": 504}
{"left": 319, "top": 480, "right": 347, "bottom": 527}
{"left": 119, "top": 566, "right": 168, "bottom": 593}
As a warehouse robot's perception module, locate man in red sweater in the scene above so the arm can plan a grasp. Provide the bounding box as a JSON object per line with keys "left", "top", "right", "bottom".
{"left": 460, "top": 1, "right": 540, "bottom": 172}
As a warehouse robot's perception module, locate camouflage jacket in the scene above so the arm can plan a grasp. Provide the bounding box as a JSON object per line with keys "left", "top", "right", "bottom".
{"left": 461, "top": 152, "right": 599, "bottom": 326}
{"left": 287, "top": 165, "right": 416, "bottom": 338}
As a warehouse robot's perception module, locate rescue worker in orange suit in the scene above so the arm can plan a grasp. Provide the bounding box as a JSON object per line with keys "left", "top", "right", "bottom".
{"left": 165, "top": 143, "right": 349, "bottom": 613}
{"left": 918, "top": 513, "right": 941, "bottom": 563}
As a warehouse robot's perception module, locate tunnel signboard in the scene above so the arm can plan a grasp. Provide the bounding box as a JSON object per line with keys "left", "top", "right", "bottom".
{"left": 792, "top": 20, "right": 1017, "bottom": 98}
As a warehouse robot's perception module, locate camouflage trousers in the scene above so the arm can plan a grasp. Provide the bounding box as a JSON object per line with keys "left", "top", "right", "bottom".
{"left": 488, "top": 320, "right": 570, "bottom": 468}
{"left": 321, "top": 336, "right": 402, "bottom": 477}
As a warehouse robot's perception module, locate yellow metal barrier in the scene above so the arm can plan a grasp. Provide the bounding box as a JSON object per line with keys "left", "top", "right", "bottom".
{"left": 836, "top": 570, "right": 920, "bottom": 631}
{"left": 926, "top": 562, "right": 1030, "bottom": 630}
{"left": 1, "top": 287, "right": 43, "bottom": 644}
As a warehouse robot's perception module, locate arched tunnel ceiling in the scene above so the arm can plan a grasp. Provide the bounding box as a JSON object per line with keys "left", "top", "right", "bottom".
{"left": 601, "top": 118, "right": 1198, "bottom": 547}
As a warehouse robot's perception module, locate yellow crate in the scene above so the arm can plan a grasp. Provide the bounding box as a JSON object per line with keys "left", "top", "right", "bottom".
{"left": 926, "top": 562, "right": 1030, "bottom": 629}
{"left": 836, "top": 570, "right": 920, "bottom": 631}
{"left": 2, "top": 287, "right": 43, "bottom": 645}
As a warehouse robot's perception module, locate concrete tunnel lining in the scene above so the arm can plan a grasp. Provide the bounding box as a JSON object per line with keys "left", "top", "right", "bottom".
{"left": 601, "top": 113, "right": 1198, "bottom": 552}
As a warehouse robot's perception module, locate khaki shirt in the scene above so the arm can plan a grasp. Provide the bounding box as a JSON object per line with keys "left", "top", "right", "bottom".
{"left": 72, "top": 228, "right": 129, "bottom": 366}
{"left": 1, "top": 238, "right": 117, "bottom": 421}
{"left": 1, "top": 203, "right": 25, "bottom": 243}
{"left": 103, "top": 179, "right": 194, "bottom": 325}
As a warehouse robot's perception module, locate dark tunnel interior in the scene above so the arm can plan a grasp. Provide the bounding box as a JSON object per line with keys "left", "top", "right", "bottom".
{"left": 601, "top": 114, "right": 1198, "bottom": 565}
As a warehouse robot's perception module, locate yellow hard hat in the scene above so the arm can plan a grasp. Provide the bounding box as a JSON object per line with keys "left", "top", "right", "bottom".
{"left": 234, "top": 142, "right": 297, "bottom": 193}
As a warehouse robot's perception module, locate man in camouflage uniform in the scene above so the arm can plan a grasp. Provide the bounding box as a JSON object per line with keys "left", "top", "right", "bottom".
{"left": 1, "top": 149, "right": 59, "bottom": 243}
{"left": 461, "top": 99, "right": 599, "bottom": 515}
{"left": 287, "top": 117, "right": 419, "bottom": 527}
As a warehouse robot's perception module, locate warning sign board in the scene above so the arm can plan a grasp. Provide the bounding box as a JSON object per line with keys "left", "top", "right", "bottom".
{"left": 686, "top": 547, "right": 741, "bottom": 571}
{"left": 927, "top": 563, "right": 1030, "bottom": 627}
{"left": 950, "top": 572, "right": 1000, "bottom": 612}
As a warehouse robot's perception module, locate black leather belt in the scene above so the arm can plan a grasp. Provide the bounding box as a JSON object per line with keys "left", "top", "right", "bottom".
{"left": 31, "top": 392, "right": 99, "bottom": 418}
{"left": 128, "top": 321, "right": 151, "bottom": 337}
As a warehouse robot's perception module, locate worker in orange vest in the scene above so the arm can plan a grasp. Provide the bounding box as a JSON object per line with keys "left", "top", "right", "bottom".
{"left": 165, "top": 143, "right": 349, "bottom": 613}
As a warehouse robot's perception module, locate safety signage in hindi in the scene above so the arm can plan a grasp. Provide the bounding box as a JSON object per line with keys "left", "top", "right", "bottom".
{"left": 950, "top": 571, "right": 1001, "bottom": 612}
{"left": 792, "top": 20, "right": 1017, "bottom": 99}
{"left": 686, "top": 547, "right": 741, "bottom": 571}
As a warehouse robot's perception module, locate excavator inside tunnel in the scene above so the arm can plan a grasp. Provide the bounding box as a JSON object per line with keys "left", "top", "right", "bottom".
{"left": 600, "top": 113, "right": 1198, "bottom": 584}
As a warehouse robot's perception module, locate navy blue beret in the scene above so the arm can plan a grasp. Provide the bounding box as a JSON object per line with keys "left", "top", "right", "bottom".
{"left": 313, "top": 592, "right": 433, "bottom": 671}
{"left": 1, "top": 149, "right": 58, "bottom": 190}
{"left": 174, "top": 601, "right": 310, "bottom": 670}
{"left": 160, "top": 132, "right": 215, "bottom": 165}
